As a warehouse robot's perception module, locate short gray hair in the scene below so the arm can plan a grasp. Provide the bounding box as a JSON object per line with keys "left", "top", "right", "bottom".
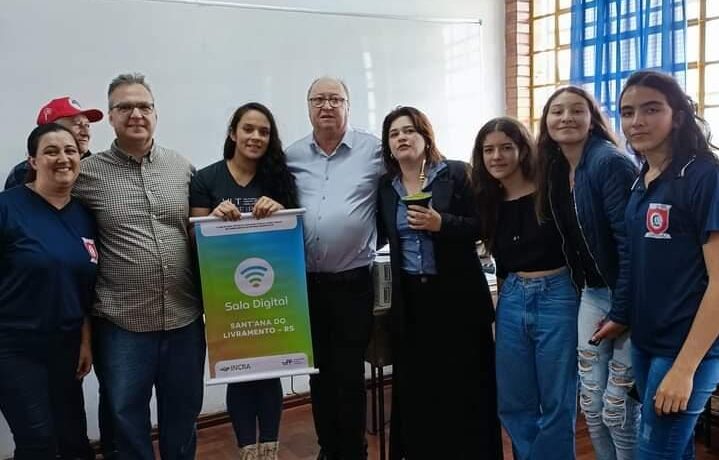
{"left": 107, "top": 73, "right": 153, "bottom": 108}
{"left": 306, "top": 76, "right": 350, "bottom": 101}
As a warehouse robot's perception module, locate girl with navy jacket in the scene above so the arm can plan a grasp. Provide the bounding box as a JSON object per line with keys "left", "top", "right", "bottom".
{"left": 538, "top": 86, "right": 639, "bottom": 460}
{"left": 619, "top": 70, "right": 719, "bottom": 459}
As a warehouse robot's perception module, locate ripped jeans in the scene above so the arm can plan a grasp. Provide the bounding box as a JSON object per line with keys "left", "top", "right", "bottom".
{"left": 577, "top": 287, "right": 640, "bottom": 460}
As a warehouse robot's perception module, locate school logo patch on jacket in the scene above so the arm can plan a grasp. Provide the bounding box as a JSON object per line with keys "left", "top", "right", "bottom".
{"left": 82, "top": 237, "right": 99, "bottom": 264}
{"left": 645, "top": 203, "right": 672, "bottom": 239}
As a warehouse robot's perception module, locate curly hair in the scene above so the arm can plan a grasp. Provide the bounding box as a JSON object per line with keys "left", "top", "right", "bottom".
{"left": 619, "top": 70, "right": 717, "bottom": 163}
{"left": 223, "top": 102, "right": 298, "bottom": 208}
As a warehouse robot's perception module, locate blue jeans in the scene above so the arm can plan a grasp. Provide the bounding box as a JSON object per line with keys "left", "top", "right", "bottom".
{"left": 633, "top": 347, "right": 719, "bottom": 459}
{"left": 495, "top": 269, "right": 579, "bottom": 460}
{"left": 226, "top": 378, "right": 283, "bottom": 447}
{"left": 0, "top": 329, "right": 94, "bottom": 460}
{"left": 93, "top": 317, "right": 206, "bottom": 460}
{"left": 577, "top": 287, "right": 640, "bottom": 460}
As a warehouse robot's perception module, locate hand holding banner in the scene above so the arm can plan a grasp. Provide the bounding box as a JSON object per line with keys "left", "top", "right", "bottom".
{"left": 191, "top": 209, "right": 316, "bottom": 385}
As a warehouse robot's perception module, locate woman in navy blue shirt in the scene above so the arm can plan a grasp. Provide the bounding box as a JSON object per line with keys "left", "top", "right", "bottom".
{"left": 620, "top": 70, "right": 719, "bottom": 459}
{"left": 0, "top": 123, "right": 97, "bottom": 459}
{"left": 190, "top": 102, "right": 297, "bottom": 460}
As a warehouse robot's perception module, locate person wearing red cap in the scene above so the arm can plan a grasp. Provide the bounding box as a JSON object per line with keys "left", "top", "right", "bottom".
{"left": 4, "top": 97, "right": 103, "bottom": 190}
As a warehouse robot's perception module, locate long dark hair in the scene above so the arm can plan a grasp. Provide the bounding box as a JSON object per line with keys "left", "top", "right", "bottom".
{"left": 535, "top": 86, "right": 618, "bottom": 199}
{"left": 619, "top": 70, "right": 717, "bottom": 163}
{"left": 471, "top": 117, "right": 539, "bottom": 250}
{"left": 25, "top": 123, "right": 77, "bottom": 183}
{"left": 381, "top": 106, "right": 444, "bottom": 177}
{"left": 223, "top": 102, "right": 298, "bottom": 208}
{"left": 537, "top": 86, "right": 618, "bottom": 161}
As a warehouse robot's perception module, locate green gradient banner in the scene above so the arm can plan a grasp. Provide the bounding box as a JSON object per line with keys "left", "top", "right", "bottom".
{"left": 192, "top": 211, "right": 316, "bottom": 385}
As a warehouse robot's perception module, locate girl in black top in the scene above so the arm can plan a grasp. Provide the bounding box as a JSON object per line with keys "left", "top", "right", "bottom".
{"left": 190, "top": 102, "right": 297, "bottom": 460}
{"left": 472, "top": 117, "right": 578, "bottom": 459}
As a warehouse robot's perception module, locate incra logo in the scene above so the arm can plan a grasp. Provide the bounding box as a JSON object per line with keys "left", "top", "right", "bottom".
{"left": 219, "top": 363, "right": 251, "bottom": 372}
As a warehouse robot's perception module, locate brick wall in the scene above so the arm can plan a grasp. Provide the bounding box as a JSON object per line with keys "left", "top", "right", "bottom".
{"left": 505, "top": 0, "right": 531, "bottom": 125}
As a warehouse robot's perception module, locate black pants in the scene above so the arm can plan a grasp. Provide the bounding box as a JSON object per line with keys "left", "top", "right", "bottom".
{"left": 390, "top": 273, "right": 503, "bottom": 459}
{"left": 0, "top": 329, "right": 94, "bottom": 460}
{"left": 226, "top": 378, "right": 283, "bottom": 446}
{"left": 307, "top": 267, "right": 374, "bottom": 460}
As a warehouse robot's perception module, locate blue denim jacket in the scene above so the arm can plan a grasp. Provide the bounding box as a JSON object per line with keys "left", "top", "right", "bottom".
{"left": 547, "top": 135, "right": 638, "bottom": 324}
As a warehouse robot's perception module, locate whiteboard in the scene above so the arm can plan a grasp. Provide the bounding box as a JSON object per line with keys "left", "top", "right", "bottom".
{"left": 0, "top": 0, "right": 483, "bottom": 175}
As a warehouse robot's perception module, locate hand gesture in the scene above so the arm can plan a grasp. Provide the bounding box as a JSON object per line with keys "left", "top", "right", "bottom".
{"left": 654, "top": 365, "right": 693, "bottom": 416}
{"left": 252, "top": 196, "right": 284, "bottom": 219}
{"left": 76, "top": 339, "right": 93, "bottom": 380}
{"left": 211, "top": 200, "right": 242, "bottom": 221}
{"left": 407, "top": 204, "right": 442, "bottom": 232}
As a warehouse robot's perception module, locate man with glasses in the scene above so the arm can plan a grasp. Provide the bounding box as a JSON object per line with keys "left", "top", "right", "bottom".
{"left": 73, "top": 73, "right": 205, "bottom": 460}
{"left": 286, "top": 76, "right": 383, "bottom": 460}
{"left": 4, "top": 97, "right": 103, "bottom": 189}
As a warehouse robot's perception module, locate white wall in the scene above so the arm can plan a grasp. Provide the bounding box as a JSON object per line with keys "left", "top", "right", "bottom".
{"left": 0, "top": 0, "right": 504, "bottom": 456}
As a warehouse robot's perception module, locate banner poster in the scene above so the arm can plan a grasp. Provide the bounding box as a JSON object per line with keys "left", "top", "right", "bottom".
{"left": 191, "top": 209, "right": 316, "bottom": 385}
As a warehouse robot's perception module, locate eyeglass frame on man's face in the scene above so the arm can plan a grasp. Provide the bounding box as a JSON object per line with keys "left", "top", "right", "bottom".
{"left": 110, "top": 102, "right": 155, "bottom": 115}
{"left": 307, "top": 96, "right": 347, "bottom": 108}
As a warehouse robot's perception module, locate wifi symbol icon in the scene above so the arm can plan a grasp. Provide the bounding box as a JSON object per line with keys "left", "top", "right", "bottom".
{"left": 234, "top": 258, "right": 275, "bottom": 296}
{"left": 242, "top": 265, "right": 268, "bottom": 288}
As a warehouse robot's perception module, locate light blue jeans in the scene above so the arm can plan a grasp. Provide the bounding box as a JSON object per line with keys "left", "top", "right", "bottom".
{"left": 633, "top": 347, "right": 719, "bottom": 459}
{"left": 577, "top": 287, "right": 640, "bottom": 460}
{"left": 495, "top": 269, "right": 579, "bottom": 460}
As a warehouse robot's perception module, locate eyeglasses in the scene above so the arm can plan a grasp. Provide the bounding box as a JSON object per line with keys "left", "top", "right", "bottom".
{"left": 110, "top": 102, "right": 155, "bottom": 115}
{"left": 308, "top": 96, "right": 346, "bottom": 108}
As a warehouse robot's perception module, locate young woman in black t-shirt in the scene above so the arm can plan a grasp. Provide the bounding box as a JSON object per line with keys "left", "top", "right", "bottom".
{"left": 472, "top": 117, "right": 578, "bottom": 459}
{"left": 190, "top": 102, "right": 297, "bottom": 460}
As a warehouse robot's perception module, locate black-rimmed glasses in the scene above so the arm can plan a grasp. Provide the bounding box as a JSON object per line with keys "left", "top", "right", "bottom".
{"left": 110, "top": 102, "right": 155, "bottom": 115}
{"left": 308, "top": 96, "right": 346, "bottom": 108}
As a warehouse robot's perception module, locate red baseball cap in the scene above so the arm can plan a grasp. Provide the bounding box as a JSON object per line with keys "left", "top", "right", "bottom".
{"left": 36, "top": 97, "right": 103, "bottom": 125}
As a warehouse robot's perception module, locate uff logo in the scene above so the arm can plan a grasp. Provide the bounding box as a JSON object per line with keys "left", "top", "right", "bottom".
{"left": 645, "top": 203, "right": 672, "bottom": 239}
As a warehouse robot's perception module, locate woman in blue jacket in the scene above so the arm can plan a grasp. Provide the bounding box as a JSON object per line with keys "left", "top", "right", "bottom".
{"left": 538, "top": 86, "right": 639, "bottom": 460}
{"left": 619, "top": 70, "right": 719, "bottom": 459}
